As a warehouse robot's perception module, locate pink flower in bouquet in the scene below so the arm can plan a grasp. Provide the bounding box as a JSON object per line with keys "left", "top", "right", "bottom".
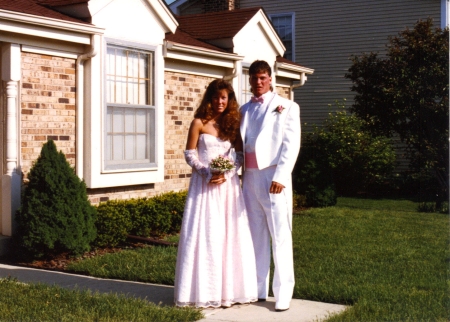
{"left": 210, "top": 155, "right": 235, "bottom": 173}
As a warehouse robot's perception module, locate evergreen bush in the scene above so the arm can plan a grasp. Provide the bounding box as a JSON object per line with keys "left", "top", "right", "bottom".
{"left": 94, "top": 191, "right": 187, "bottom": 247}
{"left": 15, "top": 140, "right": 96, "bottom": 258}
{"left": 152, "top": 191, "right": 187, "bottom": 233}
{"left": 94, "top": 200, "right": 132, "bottom": 247}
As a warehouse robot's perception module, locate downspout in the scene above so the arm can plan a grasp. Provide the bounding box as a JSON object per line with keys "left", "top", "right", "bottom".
{"left": 289, "top": 72, "right": 306, "bottom": 100}
{"left": 76, "top": 34, "right": 97, "bottom": 178}
{"left": 222, "top": 60, "right": 238, "bottom": 80}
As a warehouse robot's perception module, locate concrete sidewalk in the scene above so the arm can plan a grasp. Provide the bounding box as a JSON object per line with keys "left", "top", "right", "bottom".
{"left": 0, "top": 264, "right": 347, "bottom": 321}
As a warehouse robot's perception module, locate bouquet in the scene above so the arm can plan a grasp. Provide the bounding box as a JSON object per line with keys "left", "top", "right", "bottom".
{"left": 210, "top": 155, "right": 235, "bottom": 173}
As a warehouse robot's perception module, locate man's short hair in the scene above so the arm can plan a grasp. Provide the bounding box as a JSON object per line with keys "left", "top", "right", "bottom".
{"left": 249, "top": 60, "right": 272, "bottom": 77}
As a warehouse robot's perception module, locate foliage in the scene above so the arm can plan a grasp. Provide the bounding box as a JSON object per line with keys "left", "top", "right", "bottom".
{"left": 293, "top": 149, "right": 337, "bottom": 207}
{"left": 295, "top": 101, "right": 396, "bottom": 197}
{"left": 94, "top": 191, "right": 187, "bottom": 247}
{"left": 346, "top": 18, "right": 449, "bottom": 201}
{"left": 15, "top": 140, "right": 96, "bottom": 258}
{"left": 417, "top": 201, "right": 449, "bottom": 214}
{"left": 131, "top": 191, "right": 187, "bottom": 237}
{"left": 94, "top": 200, "right": 133, "bottom": 247}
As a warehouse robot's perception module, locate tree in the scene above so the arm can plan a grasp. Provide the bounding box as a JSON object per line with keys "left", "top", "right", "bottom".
{"left": 15, "top": 140, "right": 97, "bottom": 258}
{"left": 346, "top": 18, "right": 449, "bottom": 201}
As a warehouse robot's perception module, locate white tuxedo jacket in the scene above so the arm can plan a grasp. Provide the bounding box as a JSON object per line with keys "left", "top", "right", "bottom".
{"left": 240, "top": 93, "right": 301, "bottom": 188}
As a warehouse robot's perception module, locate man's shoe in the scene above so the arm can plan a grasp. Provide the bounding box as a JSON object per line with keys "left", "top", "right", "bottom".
{"left": 257, "top": 298, "right": 266, "bottom": 302}
{"left": 275, "top": 301, "right": 290, "bottom": 312}
{"left": 275, "top": 307, "right": 289, "bottom": 312}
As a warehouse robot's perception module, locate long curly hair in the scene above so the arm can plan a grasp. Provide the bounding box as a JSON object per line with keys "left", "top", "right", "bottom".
{"left": 194, "top": 79, "right": 241, "bottom": 143}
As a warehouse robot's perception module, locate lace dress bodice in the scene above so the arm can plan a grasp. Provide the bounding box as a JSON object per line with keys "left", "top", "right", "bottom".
{"left": 197, "top": 133, "right": 233, "bottom": 164}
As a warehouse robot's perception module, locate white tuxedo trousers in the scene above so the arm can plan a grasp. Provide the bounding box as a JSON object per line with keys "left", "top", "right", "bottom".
{"left": 242, "top": 166, "right": 294, "bottom": 306}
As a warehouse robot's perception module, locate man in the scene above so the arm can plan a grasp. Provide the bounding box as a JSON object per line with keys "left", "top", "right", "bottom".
{"left": 240, "top": 60, "right": 301, "bottom": 312}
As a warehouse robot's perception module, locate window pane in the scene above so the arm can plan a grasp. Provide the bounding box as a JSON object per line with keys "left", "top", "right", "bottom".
{"left": 136, "top": 134, "right": 146, "bottom": 159}
{"left": 125, "top": 109, "right": 134, "bottom": 132}
{"left": 106, "top": 48, "right": 115, "bottom": 103}
{"left": 112, "top": 108, "right": 124, "bottom": 132}
{"left": 125, "top": 134, "right": 134, "bottom": 160}
{"left": 105, "top": 133, "right": 112, "bottom": 160}
{"left": 241, "top": 70, "right": 252, "bottom": 105}
{"left": 136, "top": 109, "right": 146, "bottom": 132}
{"left": 112, "top": 134, "right": 124, "bottom": 160}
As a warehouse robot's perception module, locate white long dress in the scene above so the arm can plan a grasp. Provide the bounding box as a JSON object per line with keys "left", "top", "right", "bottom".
{"left": 174, "top": 133, "right": 257, "bottom": 308}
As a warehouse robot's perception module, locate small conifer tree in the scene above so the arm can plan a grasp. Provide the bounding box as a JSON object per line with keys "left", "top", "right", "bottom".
{"left": 15, "top": 140, "right": 96, "bottom": 258}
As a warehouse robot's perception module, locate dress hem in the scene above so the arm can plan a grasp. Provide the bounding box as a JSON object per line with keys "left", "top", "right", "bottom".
{"left": 175, "top": 297, "right": 258, "bottom": 309}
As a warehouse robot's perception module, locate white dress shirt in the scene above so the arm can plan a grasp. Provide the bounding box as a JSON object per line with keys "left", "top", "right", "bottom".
{"left": 244, "top": 91, "right": 276, "bottom": 153}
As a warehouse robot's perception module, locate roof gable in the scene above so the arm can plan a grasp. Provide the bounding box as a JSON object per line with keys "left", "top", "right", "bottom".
{"left": 0, "top": 0, "right": 89, "bottom": 24}
{"left": 175, "top": 7, "right": 260, "bottom": 40}
{"left": 89, "top": 0, "right": 176, "bottom": 43}
{"left": 174, "top": 7, "right": 284, "bottom": 56}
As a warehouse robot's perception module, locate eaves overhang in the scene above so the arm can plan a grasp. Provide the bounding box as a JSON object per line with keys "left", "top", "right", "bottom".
{"left": 275, "top": 61, "right": 314, "bottom": 80}
{"left": 164, "top": 40, "right": 243, "bottom": 68}
{"left": 0, "top": 9, "right": 104, "bottom": 45}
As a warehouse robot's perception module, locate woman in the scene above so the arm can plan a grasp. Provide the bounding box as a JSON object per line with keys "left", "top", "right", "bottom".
{"left": 174, "top": 79, "right": 257, "bottom": 308}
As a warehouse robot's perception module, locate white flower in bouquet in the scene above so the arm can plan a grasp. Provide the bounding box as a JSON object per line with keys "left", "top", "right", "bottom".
{"left": 210, "top": 155, "right": 235, "bottom": 173}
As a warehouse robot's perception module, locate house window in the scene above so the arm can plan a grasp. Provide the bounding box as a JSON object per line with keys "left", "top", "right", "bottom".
{"left": 105, "top": 45, "right": 156, "bottom": 171}
{"left": 270, "top": 13, "right": 295, "bottom": 61}
{"left": 241, "top": 68, "right": 252, "bottom": 104}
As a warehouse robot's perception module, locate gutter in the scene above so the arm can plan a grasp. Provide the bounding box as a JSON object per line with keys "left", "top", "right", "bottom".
{"left": 76, "top": 34, "right": 98, "bottom": 178}
{"left": 164, "top": 40, "right": 243, "bottom": 61}
{"left": 0, "top": 10, "right": 103, "bottom": 36}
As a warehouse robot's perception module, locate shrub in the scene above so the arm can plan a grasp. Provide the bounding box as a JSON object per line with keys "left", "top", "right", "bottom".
{"left": 154, "top": 191, "right": 187, "bottom": 233}
{"left": 293, "top": 143, "right": 337, "bottom": 207}
{"left": 15, "top": 140, "right": 96, "bottom": 258}
{"left": 293, "top": 100, "right": 396, "bottom": 200}
{"left": 94, "top": 200, "right": 132, "bottom": 247}
{"left": 94, "top": 191, "right": 187, "bottom": 247}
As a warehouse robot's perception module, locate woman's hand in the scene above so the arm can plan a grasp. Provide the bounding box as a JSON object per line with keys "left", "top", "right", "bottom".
{"left": 210, "top": 173, "right": 226, "bottom": 185}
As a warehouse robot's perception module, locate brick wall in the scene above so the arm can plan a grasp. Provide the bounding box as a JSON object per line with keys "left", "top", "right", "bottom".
{"left": 159, "top": 71, "right": 215, "bottom": 192}
{"left": 275, "top": 86, "right": 290, "bottom": 99}
{"left": 20, "top": 52, "right": 76, "bottom": 178}
{"left": 86, "top": 71, "right": 215, "bottom": 204}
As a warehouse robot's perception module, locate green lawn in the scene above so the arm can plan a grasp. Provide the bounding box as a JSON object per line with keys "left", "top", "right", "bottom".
{"left": 0, "top": 277, "right": 202, "bottom": 322}
{"left": 292, "top": 198, "right": 449, "bottom": 321}
{"left": 66, "top": 197, "right": 449, "bottom": 321}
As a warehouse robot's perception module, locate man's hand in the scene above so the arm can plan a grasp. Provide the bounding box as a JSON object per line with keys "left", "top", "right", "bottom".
{"left": 270, "top": 181, "right": 285, "bottom": 194}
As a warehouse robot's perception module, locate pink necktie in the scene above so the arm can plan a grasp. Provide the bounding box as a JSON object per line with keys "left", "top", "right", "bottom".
{"left": 251, "top": 96, "right": 264, "bottom": 103}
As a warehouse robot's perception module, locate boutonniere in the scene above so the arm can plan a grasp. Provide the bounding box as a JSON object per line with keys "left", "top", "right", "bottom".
{"left": 273, "top": 105, "right": 285, "bottom": 114}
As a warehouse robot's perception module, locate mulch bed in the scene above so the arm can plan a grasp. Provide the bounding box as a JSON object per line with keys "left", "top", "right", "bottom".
{"left": 0, "top": 236, "right": 177, "bottom": 272}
